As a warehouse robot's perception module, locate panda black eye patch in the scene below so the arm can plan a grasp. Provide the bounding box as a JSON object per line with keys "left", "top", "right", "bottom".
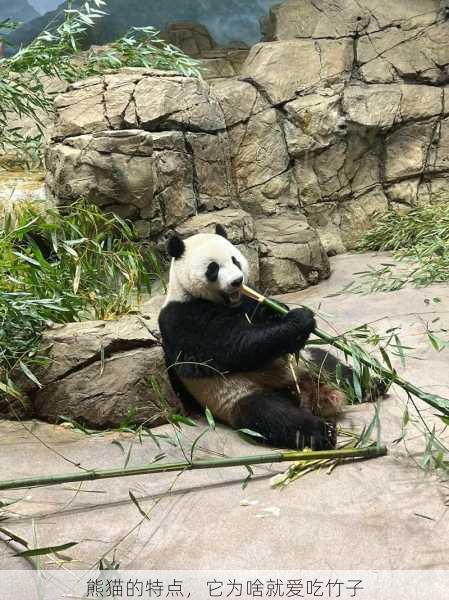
{"left": 232, "top": 256, "right": 241, "bottom": 269}
{"left": 206, "top": 261, "right": 220, "bottom": 282}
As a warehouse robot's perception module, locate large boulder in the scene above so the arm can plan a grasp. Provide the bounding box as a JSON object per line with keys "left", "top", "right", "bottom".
{"left": 45, "top": 72, "right": 236, "bottom": 238}
{"left": 51, "top": 69, "right": 225, "bottom": 140}
{"left": 31, "top": 314, "right": 181, "bottom": 428}
{"left": 201, "top": 48, "right": 249, "bottom": 81}
{"left": 248, "top": 0, "right": 449, "bottom": 245}
{"left": 343, "top": 84, "right": 443, "bottom": 130}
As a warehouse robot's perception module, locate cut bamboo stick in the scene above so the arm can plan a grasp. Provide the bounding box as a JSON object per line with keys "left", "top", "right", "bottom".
{"left": 0, "top": 446, "right": 386, "bottom": 491}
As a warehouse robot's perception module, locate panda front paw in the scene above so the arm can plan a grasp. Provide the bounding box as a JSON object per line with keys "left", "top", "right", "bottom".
{"left": 285, "top": 307, "right": 316, "bottom": 334}
{"left": 303, "top": 417, "right": 336, "bottom": 450}
{"left": 282, "top": 307, "right": 316, "bottom": 352}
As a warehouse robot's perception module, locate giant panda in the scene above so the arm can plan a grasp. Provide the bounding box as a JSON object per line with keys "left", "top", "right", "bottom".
{"left": 158, "top": 225, "right": 346, "bottom": 450}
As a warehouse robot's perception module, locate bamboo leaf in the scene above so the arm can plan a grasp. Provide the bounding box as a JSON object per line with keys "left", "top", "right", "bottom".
{"left": 15, "top": 542, "right": 78, "bottom": 557}
{"left": 129, "top": 491, "right": 150, "bottom": 520}
{"left": 19, "top": 362, "right": 42, "bottom": 389}
{"left": 169, "top": 414, "right": 197, "bottom": 427}
{"left": 0, "top": 381, "right": 24, "bottom": 401}
{"left": 12, "top": 251, "right": 41, "bottom": 267}
{"left": 237, "top": 429, "right": 266, "bottom": 440}
{"left": 0, "top": 527, "right": 29, "bottom": 548}
{"left": 73, "top": 264, "right": 81, "bottom": 294}
{"left": 242, "top": 465, "right": 253, "bottom": 490}
{"left": 189, "top": 429, "right": 209, "bottom": 462}
{"left": 123, "top": 443, "right": 133, "bottom": 469}
{"left": 205, "top": 407, "right": 215, "bottom": 430}
{"left": 111, "top": 440, "right": 125, "bottom": 454}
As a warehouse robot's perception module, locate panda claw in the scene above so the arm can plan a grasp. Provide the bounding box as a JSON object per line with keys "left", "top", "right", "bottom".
{"left": 306, "top": 419, "right": 337, "bottom": 450}
{"left": 326, "top": 421, "right": 337, "bottom": 447}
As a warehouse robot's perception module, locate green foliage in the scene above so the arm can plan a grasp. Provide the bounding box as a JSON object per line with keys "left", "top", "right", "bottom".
{"left": 0, "top": 1, "right": 106, "bottom": 162}
{"left": 0, "top": 18, "right": 20, "bottom": 41}
{"left": 351, "top": 202, "right": 449, "bottom": 293}
{"left": 0, "top": 1, "right": 202, "bottom": 164}
{"left": 4, "top": 2, "right": 107, "bottom": 78}
{"left": 0, "top": 201, "right": 158, "bottom": 401}
{"left": 83, "top": 26, "right": 203, "bottom": 77}
{"left": 303, "top": 322, "right": 395, "bottom": 406}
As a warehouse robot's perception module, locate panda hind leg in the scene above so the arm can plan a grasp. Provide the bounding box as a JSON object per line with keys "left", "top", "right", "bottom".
{"left": 230, "top": 391, "right": 336, "bottom": 450}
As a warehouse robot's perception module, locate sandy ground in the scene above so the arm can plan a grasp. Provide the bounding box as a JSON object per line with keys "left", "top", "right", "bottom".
{"left": 1, "top": 252, "right": 449, "bottom": 570}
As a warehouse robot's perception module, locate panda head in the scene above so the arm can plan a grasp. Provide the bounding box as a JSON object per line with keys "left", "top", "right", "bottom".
{"left": 165, "top": 224, "right": 249, "bottom": 306}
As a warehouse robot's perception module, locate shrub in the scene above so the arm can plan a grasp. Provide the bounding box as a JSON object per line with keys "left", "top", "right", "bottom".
{"left": 0, "top": 201, "right": 160, "bottom": 400}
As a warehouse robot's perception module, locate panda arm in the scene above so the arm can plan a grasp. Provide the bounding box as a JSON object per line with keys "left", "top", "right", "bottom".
{"left": 159, "top": 300, "right": 315, "bottom": 373}
{"left": 222, "top": 309, "right": 314, "bottom": 370}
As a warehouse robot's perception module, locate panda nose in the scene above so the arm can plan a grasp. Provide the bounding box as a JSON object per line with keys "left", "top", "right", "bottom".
{"left": 231, "top": 276, "right": 243, "bottom": 288}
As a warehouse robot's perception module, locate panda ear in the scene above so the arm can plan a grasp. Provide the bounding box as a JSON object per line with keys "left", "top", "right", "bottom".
{"left": 215, "top": 224, "right": 228, "bottom": 239}
{"left": 167, "top": 235, "right": 185, "bottom": 259}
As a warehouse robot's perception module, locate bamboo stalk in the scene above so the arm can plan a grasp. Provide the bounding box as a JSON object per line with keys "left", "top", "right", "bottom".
{"left": 242, "top": 284, "right": 449, "bottom": 416}
{"left": 0, "top": 446, "right": 386, "bottom": 491}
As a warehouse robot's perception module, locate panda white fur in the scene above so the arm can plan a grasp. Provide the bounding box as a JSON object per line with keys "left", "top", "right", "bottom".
{"left": 158, "top": 225, "right": 345, "bottom": 450}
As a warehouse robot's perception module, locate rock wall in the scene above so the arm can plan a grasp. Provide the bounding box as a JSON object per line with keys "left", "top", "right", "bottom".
{"left": 45, "top": 1, "right": 449, "bottom": 291}
{"left": 255, "top": 0, "right": 449, "bottom": 250}
{"left": 45, "top": 68, "right": 330, "bottom": 292}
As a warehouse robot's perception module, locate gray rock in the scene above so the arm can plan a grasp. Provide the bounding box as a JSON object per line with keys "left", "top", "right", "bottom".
{"left": 256, "top": 216, "right": 330, "bottom": 293}
{"left": 32, "top": 315, "right": 180, "bottom": 428}
{"left": 339, "top": 188, "right": 389, "bottom": 249}
{"left": 417, "top": 173, "right": 449, "bottom": 204}
{"left": 129, "top": 76, "right": 224, "bottom": 132}
{"left": 175, "top": 208, "right": 255, "bottom": 244}
{"left": 52, "top": 70, "right": 225, "bottom": 140}
{"left": 241, "top": 39, "right": 353, "bottom": 105}
{"left": 385, "top": 121, "right": 437, "bottom": 181}
{"left": 211, "top": 79, "right": 267, "bottom": 127}
{"left": 284, "top": 89, "right": 345, "bottom": 156}
{"left": 304, "top": 202, "right": 346, "bottom": 256}
{"left": 228, "top": 108, "right": 289, "bottom": 195}
{"left": 45, "top": 127, "right": 235, "bottom": 240}
{"left": 343, "top": 84, "right": 443, "bottom": 130}
{"left": 358, "top": 21, "right": 449, "bottom": 85}
{"left": 45, "top": 131, "right": 158, "bottom": 211}
{"left": 201, "top": 49, "right": 249, "bottom": 82}
{"left": 265, "top": 0, "right": 439, "bottom": 41}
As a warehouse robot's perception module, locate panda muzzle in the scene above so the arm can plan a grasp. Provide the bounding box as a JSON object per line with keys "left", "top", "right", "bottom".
{"left": 222, "top": 289, "right": 242, "bottom": 306}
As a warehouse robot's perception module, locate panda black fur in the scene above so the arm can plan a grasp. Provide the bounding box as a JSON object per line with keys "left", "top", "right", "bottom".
{"left": 158, "top": 225, "right": 345, "bottom": 450}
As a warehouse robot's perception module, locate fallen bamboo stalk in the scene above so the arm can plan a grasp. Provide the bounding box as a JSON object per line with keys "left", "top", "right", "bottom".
{"left": 242, "top": 284, "right": 449, "bottom": 416}
{"left": 0, "top": 446, "right": 386, "bottom": 491}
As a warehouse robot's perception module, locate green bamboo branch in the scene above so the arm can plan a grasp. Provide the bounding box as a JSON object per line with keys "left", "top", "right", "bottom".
{"left": 242, "top": 285, "right": 449, "bottom": 416}
{"left": 0, "top": 446, "right": 386, "bottom": 491}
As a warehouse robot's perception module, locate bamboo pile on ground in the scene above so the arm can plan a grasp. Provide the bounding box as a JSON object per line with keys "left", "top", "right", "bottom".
{"left": 242, "top": 285, "right": 449, "bottom": 418}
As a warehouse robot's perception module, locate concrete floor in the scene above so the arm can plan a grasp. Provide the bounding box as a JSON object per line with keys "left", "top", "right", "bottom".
{"left": 1, "top": 253, "right": 449, "bottom": 570}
